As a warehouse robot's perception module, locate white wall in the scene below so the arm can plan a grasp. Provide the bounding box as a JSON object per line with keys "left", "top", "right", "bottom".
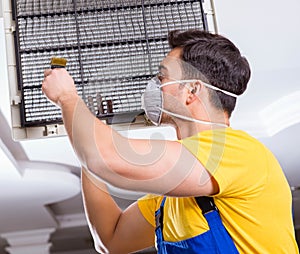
{"left": 214, "top": 0, "right": 300, "bottom": 72}
{"left": 213, "top": 0, "right": 300, "bottom": 136}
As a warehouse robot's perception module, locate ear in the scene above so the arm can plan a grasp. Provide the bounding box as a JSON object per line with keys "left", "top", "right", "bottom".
{"left": 186, "top": 81, "right": 201, "bottom": 105}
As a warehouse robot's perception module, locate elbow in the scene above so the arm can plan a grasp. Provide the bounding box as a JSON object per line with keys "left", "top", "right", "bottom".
{"left": 85, "top": 157, "right": 102, "bottom": 176}
{"left": 84, "top": 152, "right": 111, "bottom": 181}
{"left": 84, "top": 152, "right": 127, "bottom": 187}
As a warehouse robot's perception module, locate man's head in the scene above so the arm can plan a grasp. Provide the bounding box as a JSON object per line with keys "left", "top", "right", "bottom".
{"left": 167, "top": 29, "right": 251, "bottom": 117}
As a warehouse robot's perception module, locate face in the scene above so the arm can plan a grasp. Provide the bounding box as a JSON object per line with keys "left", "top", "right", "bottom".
{"left": 158, "top": 48, "right": 192, "bottom": 124}
{"left": 158, "top": 47, "right": 183, "bottom": 83}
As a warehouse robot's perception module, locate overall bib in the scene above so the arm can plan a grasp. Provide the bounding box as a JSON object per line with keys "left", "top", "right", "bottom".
{"left": 155, "top": 196, "right": 239, "bottom": 254}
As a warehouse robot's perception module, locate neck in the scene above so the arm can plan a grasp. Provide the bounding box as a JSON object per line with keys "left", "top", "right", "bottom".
{"left": 161, "top": 109, "right": 230, "bottom": 139}
{"left": 175, "top": 123, "right": 210, "bottom": 140}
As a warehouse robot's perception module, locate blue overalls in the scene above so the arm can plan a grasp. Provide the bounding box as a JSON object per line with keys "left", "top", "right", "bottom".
{"left": 155, "top": 196, "right": 239, "bottom": 254}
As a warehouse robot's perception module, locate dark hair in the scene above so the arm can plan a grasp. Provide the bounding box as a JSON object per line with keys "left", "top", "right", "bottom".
{"left": 168, "top": 29, "right": 251, "bottom": 117}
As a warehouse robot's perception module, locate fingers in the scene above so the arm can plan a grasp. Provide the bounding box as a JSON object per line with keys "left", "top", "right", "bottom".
{"left": 44, "top": 69, "right": 52, "bottom": 78}
{"left": 42, "top": 69, "right": 51, "bottom": 93}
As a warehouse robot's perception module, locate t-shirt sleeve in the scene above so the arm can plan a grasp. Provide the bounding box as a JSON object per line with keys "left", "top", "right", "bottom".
{"left": 178, "top": 134, "right": 229, "bottom": 194}
{"left": 137, "top": 194, "right": 161, "bottom": 228}
{"left": 179, "top": 129, "right": 268, "bottom": 198}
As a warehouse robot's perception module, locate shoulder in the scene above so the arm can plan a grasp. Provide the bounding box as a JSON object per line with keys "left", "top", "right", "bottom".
{"left": 180, "top": 128, "right": 273, "bottom": 196}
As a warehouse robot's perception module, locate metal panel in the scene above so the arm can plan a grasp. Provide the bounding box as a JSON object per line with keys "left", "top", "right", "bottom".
{"left": 2, "top": 0, "right": 216, "bottom": 139}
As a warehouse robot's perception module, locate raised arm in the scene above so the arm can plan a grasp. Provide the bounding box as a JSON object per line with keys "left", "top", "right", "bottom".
{"left": 81, "top": 167, "right": 155, "bottom": 253}
{"left": 42, "top": 68, "right": 218, "bottom": 197}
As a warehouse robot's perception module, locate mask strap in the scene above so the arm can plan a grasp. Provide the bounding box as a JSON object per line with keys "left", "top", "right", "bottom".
{"left": 159, "top": 108, "right": 228, "bottom": 128}
{"left": 200, "top": 81, "right": 239, "bottom": 98}
{"left": 160, "top": 79, "right": 239, "bottom": 98}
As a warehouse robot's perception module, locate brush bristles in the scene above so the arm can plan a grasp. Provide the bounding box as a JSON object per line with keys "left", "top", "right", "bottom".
{"left": 50, "top": 57, "right": 67, "bottom": 68}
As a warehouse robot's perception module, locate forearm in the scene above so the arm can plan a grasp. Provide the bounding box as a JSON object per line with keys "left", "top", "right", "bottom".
{"left": 81, "top": 168, "right": 122, "bottom": 252}
{"left": 60, "top": 95, "right": 115, "bottom": 171}
{"left": 59, "top": 93, "right": 79, "bottom": 145}
{"left": 82, "top": 168, "right": 156, "bottom": 254}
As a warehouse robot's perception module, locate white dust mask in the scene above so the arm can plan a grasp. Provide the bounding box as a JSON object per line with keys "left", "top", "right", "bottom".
{"left": 141, "top": 76, "right": 163, "bottom": 125}
{"left": 141, "top": 76, "right": 239, "bottom": 126}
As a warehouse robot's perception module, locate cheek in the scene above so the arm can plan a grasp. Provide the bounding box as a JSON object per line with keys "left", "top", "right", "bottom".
{"left": 162, "top": 92, "right": 192, "bottom": 118}
{"left": 162, "top": 86, "right": 177, "bottom": 103}
{"left": 162, "top": 90, "right": 186, "bottom": 109}
{"left": 161, "top": 85, "right": 181, "bottom": 96}
{"left": 163, "top": 85, "right": 188, "bottom": 102}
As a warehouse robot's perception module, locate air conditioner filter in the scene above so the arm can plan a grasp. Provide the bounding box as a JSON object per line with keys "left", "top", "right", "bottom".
{"left": 12, "top": 0, "right": 207, "bottom": 127}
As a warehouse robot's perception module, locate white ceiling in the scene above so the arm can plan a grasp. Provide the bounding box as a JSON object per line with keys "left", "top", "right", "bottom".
{"left": 0, "top": 0, "right": 299, "bottom": 253}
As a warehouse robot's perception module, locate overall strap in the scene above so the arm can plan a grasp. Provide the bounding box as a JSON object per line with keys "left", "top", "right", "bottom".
{"left": 155, "top": 197, "right": 167, "bottom": 253}
{"left": 195, "top": 196, "right": 218, "bottom": 215}
{"left": 195, "top": 196, "right": 240, "bottom": 253}
{"left": 155, "top": 197, "right": 167, "bottom": 233}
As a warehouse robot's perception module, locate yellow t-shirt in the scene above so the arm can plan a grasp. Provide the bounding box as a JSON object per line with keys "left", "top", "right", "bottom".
{"left": 138, "top": 128, "right": 299, "bottom": 253}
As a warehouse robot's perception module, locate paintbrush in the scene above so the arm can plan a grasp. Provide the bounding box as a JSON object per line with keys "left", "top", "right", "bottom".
{"left": 50, "top": 57, "right": 67, "bottom": 69}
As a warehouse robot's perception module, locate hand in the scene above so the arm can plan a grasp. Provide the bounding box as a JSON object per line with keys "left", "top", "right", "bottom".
{"left": 42, "top": 68, "right": 78, "bottom": 107}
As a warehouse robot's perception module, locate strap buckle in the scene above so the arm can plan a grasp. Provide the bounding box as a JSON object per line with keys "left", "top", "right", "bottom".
{"left": 195, "top": 196, "right": 218, "bottom": 215}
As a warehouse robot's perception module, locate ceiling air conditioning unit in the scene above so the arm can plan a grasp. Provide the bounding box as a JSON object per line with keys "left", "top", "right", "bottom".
{"left": 2, "top": 0, "right": 217, "bottom": 140}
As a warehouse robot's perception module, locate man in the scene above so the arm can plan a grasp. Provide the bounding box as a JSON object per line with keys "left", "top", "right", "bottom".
{"left": 42, "top": 30, "right": 299, "bottom": 253}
